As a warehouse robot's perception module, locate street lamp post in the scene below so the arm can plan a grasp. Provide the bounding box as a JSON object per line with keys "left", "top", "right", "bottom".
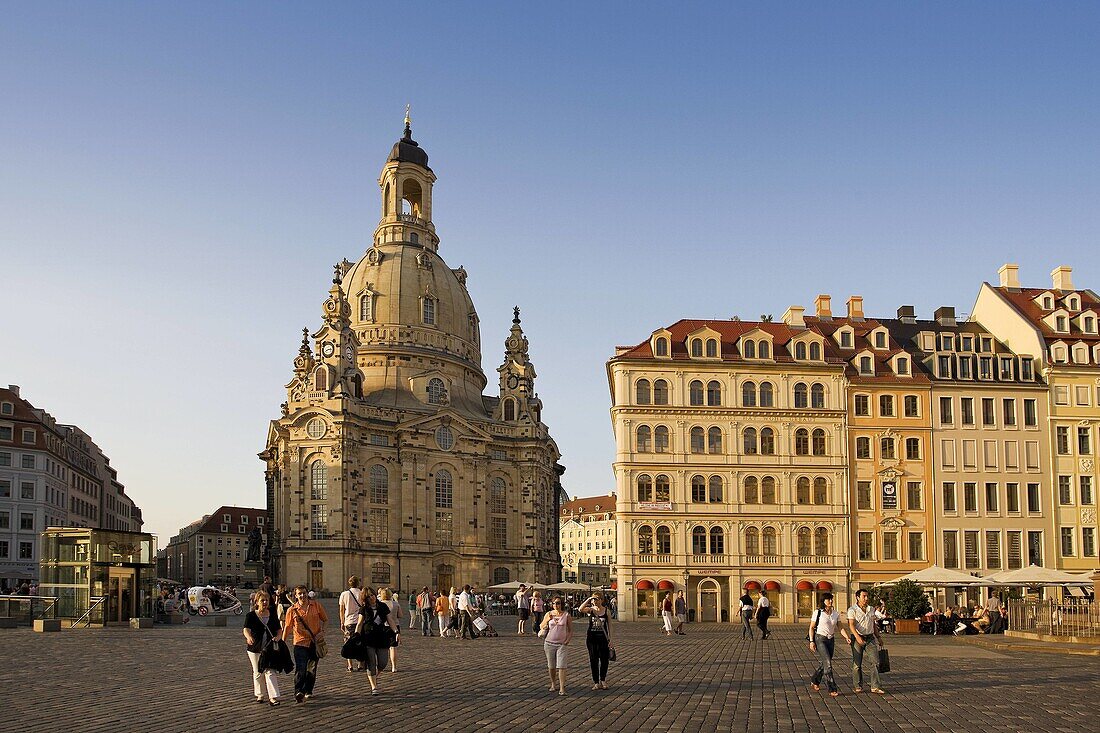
{"left": 405, "top": 574, "right": 410, "bottom": 599}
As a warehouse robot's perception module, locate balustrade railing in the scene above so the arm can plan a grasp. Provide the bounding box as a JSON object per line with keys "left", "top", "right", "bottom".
{"left": 1009, "top": 598, "right": 1100, "bottom": 638}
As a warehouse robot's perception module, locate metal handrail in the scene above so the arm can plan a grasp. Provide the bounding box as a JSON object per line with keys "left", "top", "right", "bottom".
{"left": 0, "top": 594, "right": 59, "bottom": 621}
{"left": 72, "top": 596, "right": 108, "bottom": 629}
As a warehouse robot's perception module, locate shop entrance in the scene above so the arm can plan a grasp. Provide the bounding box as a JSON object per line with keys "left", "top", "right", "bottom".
{"left": 106, "top": 567, "right": 135, "bottom": 625}
{"left": 698, "top": 580, "right": 719, "bottom": 622}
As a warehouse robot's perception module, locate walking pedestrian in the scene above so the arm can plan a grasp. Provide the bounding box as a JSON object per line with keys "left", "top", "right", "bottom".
{"left": 660, "top": 592, "right": 674, "bottom": 636}
{"left": 416, "top": 586, "right": 434, "bottom": 637}
{"left": 243, "top": 593, "right": 282, "bottom": 706}
{"left": 275, "top": 584, "right": 291, "bottom": 622}
{"left": 435, "top": 589, "right": 451, "bottom": 637}
{"left": 756, "top": 592, "right": 772, "bottom": 639}
{"left": 458, "top": 584, "right": 478, "bottom": 639}
{"left": 531, "top": 590, "right": 545, "bottom": 631}
{"left": 578, "top": 594, "right": 612, "bottom": 690}
{"left": 674, "top": 590, "right": 687, "bottom": 635}
{"left": 539, "top": 596, "right": 574, "bottom": 696}
{"left": 808, "top": 592, "right": 850, "bottom": 698}
{"left": 847, "top": 588, "right": 886, "bottom": 695}
{"left": 738, "top": 591, "right": 755, "bottom": 640}
{"left": 354, "top": 586, "right": 400, "bottom": 696}
{"left": 379, "top": 588, "right": 401, "bottom": 672}
{"left": 339, "top": 576, "right": 364, "bottom": 672}
{"left": 515, "top": 584, "right": 533, "bottom": 635}
{"left": 282, "top": 585, "right": 328, "bottom": 704}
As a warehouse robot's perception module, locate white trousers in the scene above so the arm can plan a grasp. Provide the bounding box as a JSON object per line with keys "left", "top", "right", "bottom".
{"left": 662, "top": 610, "right": 673, "bottom": 632}
{"left": 247, "top": 651, "right": 281, "bottom": 700}
{"left": 438, "top": 613, "right": 448, "bottom": 635}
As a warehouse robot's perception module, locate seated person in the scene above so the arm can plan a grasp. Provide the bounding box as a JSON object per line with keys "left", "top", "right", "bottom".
{"left": 974, "top": 606, "right": 990, "bottom": 633}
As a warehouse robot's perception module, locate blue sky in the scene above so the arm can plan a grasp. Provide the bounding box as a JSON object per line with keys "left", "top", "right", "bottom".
{"left": 2, "top": 3, "right": 1099, "bottom": 544}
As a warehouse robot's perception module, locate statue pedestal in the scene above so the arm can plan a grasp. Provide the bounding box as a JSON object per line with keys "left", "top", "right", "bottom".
{"left": 243, "top": 561, "right": 264, "bottom": 587}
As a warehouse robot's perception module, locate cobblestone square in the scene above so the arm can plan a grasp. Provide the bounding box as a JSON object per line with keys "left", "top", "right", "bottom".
{"left": 1, "top": 607, "right": 1097, "bottom": 733}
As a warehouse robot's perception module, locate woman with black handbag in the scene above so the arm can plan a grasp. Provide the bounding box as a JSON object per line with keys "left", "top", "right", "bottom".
{"left": 578, "top": 594, "right": 613, "bottom": 690}
{"left": 243, "top": 594, "right": 283, "bottom": 706}
{"left": 354, "top": 586, "right": 400, "bottom": 696}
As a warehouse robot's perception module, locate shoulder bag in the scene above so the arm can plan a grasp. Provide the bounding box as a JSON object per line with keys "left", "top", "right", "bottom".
{"left": 294, "top": 607, "right": 327, "bottom": 659}
{"left": 807, "top": 609, "right": 820, "bottom": 643}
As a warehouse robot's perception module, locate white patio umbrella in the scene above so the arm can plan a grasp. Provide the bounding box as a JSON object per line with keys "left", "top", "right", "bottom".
{"left": 881, "top": 564, "right": 979, "bottom": 587}
{"left": 486, "top": 581, "right": 546, "bottom": 591}
{"left": 973, "top": 564, "right": 1092, "bottom": 587}
{"left": 543, "top": 581, "right": 592, "bottom": 591}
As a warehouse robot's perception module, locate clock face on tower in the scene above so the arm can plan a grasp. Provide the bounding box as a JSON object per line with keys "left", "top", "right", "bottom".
{"left": 507, "top": 374, "right": 519, "bottom": 389}
{"left": 321, "top": 342, "right": 335, "bottom": 358}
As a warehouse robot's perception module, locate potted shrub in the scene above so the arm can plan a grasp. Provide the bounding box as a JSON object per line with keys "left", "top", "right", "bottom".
{"left": 885, "top": 579, "right": 931, "bottom": 634}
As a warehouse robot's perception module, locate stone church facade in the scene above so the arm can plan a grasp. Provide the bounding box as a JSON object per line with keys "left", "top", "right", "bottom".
{"left": 261, "top": 118, "right": 563, "bottom": 594}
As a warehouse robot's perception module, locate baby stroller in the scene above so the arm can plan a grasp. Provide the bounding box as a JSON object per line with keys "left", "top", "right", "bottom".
{"left": 473, "top": 613, "right": 498, "bottom": 637}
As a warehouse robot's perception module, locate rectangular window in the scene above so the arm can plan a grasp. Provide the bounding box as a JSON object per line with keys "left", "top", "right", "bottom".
{"left": 1076, "top": 386, "right": 1091, "bottom": 406}
{"left": 18, "top": 542, "right": 32, "bottom": 560}
{"left": 938, "top": 355, "right": 952, "bottom": 377}
{"left": 983, "top": 440, "right": 997, "bottom": 469}
{"left": 1007, "top": 531, "right": 1023, "bottom": 569}
{"left": 908, "top": 532, "right": 924, "bottom": 561}
{"left": 21, "top": 429, "right": 34, "bottom": 444}
{"left": 856, "top": 481, "right": 872, "bottom": 511}
{"left": 854, "top": 394, "right": 869, "bottom": 416}
{"left": 964, "top": 530, "right": 980, "bottom": 569}
{"left": 1057, "top": 426, "right": 1070, "bottom": 455}
{"left": 939, "top": 397, "right": 953, "bottom": 425}
{"left": 435, "top": 511, "right": 453, "bottom": 544}
{"left": 1023, "top": 399, "right": 1037, "bottom": 427}
{"left": 1002, "top": 399, "right": 1016, "bottom": 426}
{"left": 1081, "top": 476, "right": 1094, "bottom": 505}
{"left": 941, "top": 439, "right": 955, "bottom": 468}
{"left": 367, "top": 509, "right": 389, "bottom": 543}
{"left": 942, "top": 482, "right": 956, "bottom": 512}
{"left": 879, "top": 395, "right": 894, "bottom": 417}
{"left": 490, "top": 517, "right": 507, "bottom": 549}
{"left": 905, "top": 438, "right": 920, "bottom": 460}
{"left": 904, "top": 395, "right": 919, "bottom": 417}
{"left": 0, "top": 452, "right": 10, "bottom": 467}
{"left": 0, "top": 426, "right": 10, "bottom": 441}
{"left": 21, "top": 454, "right": 34, "bottom": 469}
{"left": 309, "top": 504, "right": 328, "bottom": 540}
{"left": 979, "top": 356, "right": 993, "bottom": 379}
{"left": 943, "top": 531, "right": 959, "bottom": 568}
{"left": 858, "top": 532, "right": 874, "bottom": 561}
{"left": 422, "top": 298, "right": 436, "bottom": 325}
{"left": 981, "top": 398, "right": 995, "bottom": 426}
{"left": 999, "top": 357, "right": 1014, "bottom": 380}
{"left": 1021, "top": 359, "right": 1033, "bottom": 381}
{"left": 961, "top": 398, "right": 975, "bottom": 426}
{"left": 0, "top": 511, "right": 7, "bottom": 529}
{"left": 1054, "top": 386, "right": 1069, "bottom": 405}
{"left": 1027, "top": 530, "right": 1043, "bottom": 566}
{"left": 1078, "top": 427, "right": 1092, "bottom": 455}
{"left": 958, "top": 357, "right": 973, "bottom": 379}
{"left": 1025, "top": 441, "right": 1040, "bottom": 470}
{"left": 985, "top": 482, "right": 998, "bottom": 512}
{"left": 1004, "top": 441, "right": 1019, "bottom": 470}
{"left": 985, "top": 531, "right": 1001, "bottom": 569}
{"left": 964, "top": 483, "right": 978, "bottom": 513}
{"left": 19, "top": 513, "right": 34, "bottom": 531}
{"left": 0, "top": 541, "right": 6, "bottom": 558}
{"left": 881, "top": 438, "right": 896, "bottom": 460}
{"left": 1059, "top": 475, "right": 1073, "bottom": 505}
{"left": 906, "top": 482, "right": 922, "bottom": 510}
{"left": 1084, "top": 527, "right": 1096, "bottom": 557}
{"left": 882, "top": 532, "right": 898, "bottom": 561}
{"left": 1027, "top": 483, "right": 1041, "bottom": 514}
{"left": 1061, "top": 527, "right": 1075, "bottom": 557}
{"left": 20, "top": 482, "right": 34, "bottom": 500}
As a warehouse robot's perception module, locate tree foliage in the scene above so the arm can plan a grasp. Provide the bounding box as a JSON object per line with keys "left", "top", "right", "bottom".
{"left": 885, "top": 579, "right": 932, "bottom": 619}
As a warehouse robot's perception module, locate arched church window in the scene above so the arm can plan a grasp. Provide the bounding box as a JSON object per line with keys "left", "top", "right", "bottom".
{"left": 314, "top": 367, "right": 327, "bottom": 391}
{"left": 310, "top": 461, "right": 327, "bottom": 500}
{"left": 422, "top": 298, "right": 436, "bottom": 325}
{"left": 427, "top": 378, "right": 446, "bottom": 405}
{"left": 434, "top": 469, "right": 453, "bottom": 508}
{"left": 369, "top": 465, "right": 388, "bottom": 504}
{"left": 360, "top": 293, "right": 374, "bottom": 322}
{"left": 410, "top": 232, "right": 420, "bottom": 245}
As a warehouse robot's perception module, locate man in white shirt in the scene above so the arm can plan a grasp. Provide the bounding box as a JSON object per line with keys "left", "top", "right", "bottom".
{"left": 338, "top": 576, "right": 364, "bottom": 672}
{"left": 515, "top": 584, "right": 532, "bottom": 636}
{"left": 847, "top": 589, "right": 886, "bottom": 694}
{"left": 755, "top": 593, "right": 772, "bottom": 640}
{"left": 458, "top": 584, "right": 477, "bottom": 639}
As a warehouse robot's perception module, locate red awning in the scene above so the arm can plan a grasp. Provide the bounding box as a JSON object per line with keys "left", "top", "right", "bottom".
{"left": 610, "top": 581, "right": 617, "bottom": 590}
{"left": 744, "top": 581, "right": 761, "bottom": 591}
{"left": 764, "top": 581, "right": 781, "bottom": 591}
{"left": 636, "top": 580, "right": 654, "bottom": 590}
{"left": 816, "top": 581, "right": 833, "bottom": 591}
{"left": 796, "top": 580, "right": 814, "bottom": 591}
{"left": 657, "top": 580, "right": 675, "bottom": 590}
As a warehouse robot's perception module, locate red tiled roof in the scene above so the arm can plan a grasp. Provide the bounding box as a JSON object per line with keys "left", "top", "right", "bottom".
{"left": 561, "top": 494, "right": 616, "bottom": 516}
{"left": 993, "top": 286, "right": 1100, "bottom": 343}
{"left": 613, "top": 319, "right": 846, "bottom": 364}
{"left": 197, "top": 506, "right": 266, "bottom": 533}
{"left": 807, "top": 316, "right": 931, "bottom": 385}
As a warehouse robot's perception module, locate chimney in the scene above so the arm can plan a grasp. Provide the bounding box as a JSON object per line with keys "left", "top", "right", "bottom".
{"left": 934, "top": 306, "right": 956, "bottom": 326}
{"left": 897, "top": 305, "right": 916, "bottom": 324}
{"left": 998, "top": 263, "right": 1020, "bottom": 289}
{"left": 846, "top": 295, "right": 864, "bottom": 321}
{"left": 782, "top": 305, "right": 806, "bottom": 328}
{"left": 1051, "top": 266, "right": 1073, "bottom": 291}
{"left": 7, "top": 385, "right": 18, "bottom": 397}
{"left": 814, "top": 294, "right": 832, "bottom": 319}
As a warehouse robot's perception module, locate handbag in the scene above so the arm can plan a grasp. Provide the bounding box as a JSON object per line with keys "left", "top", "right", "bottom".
{"left": 877, "top": 647, "right": 891, "bottom": 674}
{"left": 608, "top": 645, "right": 617, "bottom": 662}
{"left": 341, "top": 632, "right": 368, "bottom": 660}
{"left": 293, "top": 607, "right": 327, "bottom": 659}
{"left": 806, "top": 609, "right": 820, "bottom": 643}
{"left": 259, "top": 639, "right": 295, "bottom": 674}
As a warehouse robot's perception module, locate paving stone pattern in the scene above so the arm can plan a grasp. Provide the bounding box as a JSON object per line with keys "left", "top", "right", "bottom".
{"left": 1, "top": 606, "right": 1097, "bottom": 733}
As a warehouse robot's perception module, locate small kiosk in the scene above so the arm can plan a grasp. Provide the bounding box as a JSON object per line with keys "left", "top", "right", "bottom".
{"left": 39, "top": 527, "right": 157, "bottom": 626}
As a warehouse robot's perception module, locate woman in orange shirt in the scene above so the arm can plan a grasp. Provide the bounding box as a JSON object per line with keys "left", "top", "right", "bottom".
{"left": 282, "top": 585, "right": 328, "bottom": 704}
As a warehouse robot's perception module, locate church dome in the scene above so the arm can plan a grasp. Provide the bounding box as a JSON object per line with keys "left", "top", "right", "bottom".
{"left": 388, "top": 136, "right": 430, "bottom": 169}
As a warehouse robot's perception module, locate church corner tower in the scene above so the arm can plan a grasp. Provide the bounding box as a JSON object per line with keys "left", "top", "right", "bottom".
{"left": 262, "top": 114, "right": 562, "bottom": 592}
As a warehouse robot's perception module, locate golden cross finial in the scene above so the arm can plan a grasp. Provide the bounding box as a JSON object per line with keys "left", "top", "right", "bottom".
{"left": 405, "top": 104, "right": 411, "bottom": 127}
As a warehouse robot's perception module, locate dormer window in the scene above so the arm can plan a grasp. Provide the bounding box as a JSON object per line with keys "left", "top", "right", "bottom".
{"left": 1044, "top": 296, "right": 1053, "bottom": 310}
{"left": 359, "top": 292, "right": 375, "bottom": 322}
{"left": 1056, "top": 315, "right": 1068, "bottom": 332}
{"left": 655, "top": 337, "right": 669, "bottom": 357}
{"left": 795, "top": 342, "right": 807, "bottom": 360}
{"left": 940, "top": 334, "right": 954, "bottom": 351}
{"left": 743, "top": 340, "right": 755, "bottom": 359}
{"left": 937, "top": 355, "right": 952, "bottom": 378}
{"left": 960, "top": 336, "right": 973, "bottom": 351}
{"left": 895, "top": 357, "right": 910, "bottom": 376}
{"left": 809, "top": 342, "right": 821, "bottom": 360}
{"left": 691, "top": 339, "right": 703, "bottom": 358}
{"left": 1068, "top": 296, "right": 1079, "bottom": 311}
{"left": 1073, "top": 344, "right": 1089, "bottom": 364}
{"left": 1083, "top": 316, "right": 1096, "bottom": 334}
{"left": 1053, "top": 346, "right": 1067, "bottom": 363}
{"left": 427, "top": 378, "right": 447, "bottom": 405}
{"left": 999, "top": 357, "right": 1014, "bottom": 380}
{"left": 705, "top": 339, "right": 718, "bottom": 358}
{"left": 921, "top": 333, "right": 935, "bottom": 352}
{"left": 839, "top": 330, "right": 853, "bottom": 348}
{"left": 859, "top": 356, "right": 872, "bottom": 375}
{"left": 758, "top": 341, "right": 770, "bottom": 359}
{"left": 1021, "top": 359, "right": 1033, "bottom": 381}
{"left": 874, "top": 331, "right": 887, "bottom": 349}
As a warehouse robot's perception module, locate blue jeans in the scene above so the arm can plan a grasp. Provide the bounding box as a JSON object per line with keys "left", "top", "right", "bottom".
{"left": 741, "top": 611, "right": 754, "bottom": 639}
{"left": 851, "top": 637, "right": 882, "bottom": 690}
{"left": 292, "top": 643, "right": 317, "bottom": 695}
{"left": 811, "top": 635, "right": 837, "bottom": 692}
{"left": 420, "top": 609, "right": 432, "bottom": 635}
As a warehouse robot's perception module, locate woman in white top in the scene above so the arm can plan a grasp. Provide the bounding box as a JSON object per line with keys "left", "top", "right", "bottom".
{"left": 338, "top": 577, "right": 363, "bottom": 672}
{"left": 807, "top": 592, "right": 850, "bottom": 697}
{"left": 379, "top": 588, "right": 401, "bottom": 672}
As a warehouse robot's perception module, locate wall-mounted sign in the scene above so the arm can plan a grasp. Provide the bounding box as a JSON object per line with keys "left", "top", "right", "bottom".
{"left": 881, "top": 481, "right": 898, "bottom": 510}
{"left": 638, "top": 502, "right": 673, "bottom": 511}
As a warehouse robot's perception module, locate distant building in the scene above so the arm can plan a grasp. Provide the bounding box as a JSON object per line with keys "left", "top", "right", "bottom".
{"left": 0, "top": 384, "right": 142, "bottom": 587}
{"left": 164, "top": 506, "right": 266, "bottom": 587}
{"left": 559, "top": 494, "right": 617, "bottom": 584}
